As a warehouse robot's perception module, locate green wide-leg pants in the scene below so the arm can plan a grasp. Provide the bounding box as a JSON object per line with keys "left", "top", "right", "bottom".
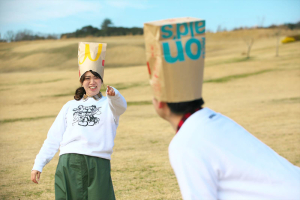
{"left": 55, "top": 154, "right": 115, "bottom": 200}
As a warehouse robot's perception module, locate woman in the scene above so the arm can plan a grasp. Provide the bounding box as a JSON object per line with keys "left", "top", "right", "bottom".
{"left": 31, "top": 42, "right": 126, "bottom": 200}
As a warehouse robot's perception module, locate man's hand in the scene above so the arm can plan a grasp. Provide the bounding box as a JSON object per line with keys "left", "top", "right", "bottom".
{"left": 31, "top": 170, "right": 41, "bottom": 184}
{"left": 107, "top": 85, "right": 115, "bottom": 96}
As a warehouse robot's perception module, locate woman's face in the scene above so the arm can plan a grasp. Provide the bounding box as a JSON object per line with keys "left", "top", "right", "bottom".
{"left": 82, "top": 71, "right": 102, "bottom": 97}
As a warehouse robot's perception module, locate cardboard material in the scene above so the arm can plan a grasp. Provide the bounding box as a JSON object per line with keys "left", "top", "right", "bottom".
{"left": 78, "top": 42, "right": 107, "bottom": 79}
{"left": 144, "top": 17, "right": 205, "bottom": 102}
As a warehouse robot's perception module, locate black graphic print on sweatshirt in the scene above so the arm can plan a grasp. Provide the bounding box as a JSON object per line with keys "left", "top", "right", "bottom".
{"left": 72, "top": 105, "right": 101, "bottom": 126}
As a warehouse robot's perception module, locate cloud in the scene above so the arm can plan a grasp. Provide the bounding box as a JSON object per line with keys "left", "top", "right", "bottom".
{"left": 106, "top": 0, "right": 151, "bottom": 9}
{"left": 0, "top": 0, "right": 102, "bottom": 25}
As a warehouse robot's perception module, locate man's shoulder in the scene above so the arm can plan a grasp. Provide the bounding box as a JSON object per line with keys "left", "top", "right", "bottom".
{"left": 169, "top": 108, "right": 240, "bottom": 154}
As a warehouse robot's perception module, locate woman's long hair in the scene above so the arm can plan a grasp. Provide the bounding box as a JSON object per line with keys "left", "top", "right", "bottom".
{"left": 74, "top": 70, "right": 103, "bottom": 101}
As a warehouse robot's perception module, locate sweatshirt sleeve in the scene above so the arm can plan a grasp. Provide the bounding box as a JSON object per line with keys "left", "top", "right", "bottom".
{"left": 106, "top": 87, "right": 127, "bottom": 122}
{"left": 32, "top": 103, "right": 69, "bottom": 172}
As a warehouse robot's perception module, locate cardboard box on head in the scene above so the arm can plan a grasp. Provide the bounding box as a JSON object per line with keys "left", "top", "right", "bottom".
{"left": 144, "top": 17, "right": 205, "bottom": 103}
{"left": 78, "top": 42, "right": 107, "bottom": 80}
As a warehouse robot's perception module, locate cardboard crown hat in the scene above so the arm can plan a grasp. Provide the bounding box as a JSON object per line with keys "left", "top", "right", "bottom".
{"left": 144, "top": 17, "right": 205, "bottom": 103}
{"left": 78, "top": 42, "right": 107, "bottom": 80}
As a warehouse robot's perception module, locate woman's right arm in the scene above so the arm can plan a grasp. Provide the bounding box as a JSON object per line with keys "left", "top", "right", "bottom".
{"left": 31, "top": 103, "right": 69, "bottom": 183}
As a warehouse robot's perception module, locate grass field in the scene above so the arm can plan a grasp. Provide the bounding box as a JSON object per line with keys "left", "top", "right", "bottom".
{"left": 0, "top": 28, "right": 300, "bottom": 199}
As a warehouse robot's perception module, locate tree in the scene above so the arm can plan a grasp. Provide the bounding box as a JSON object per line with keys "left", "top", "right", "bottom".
{"left": 243, "top": 37, "right": 254, "bottom": 58}
{"left": 101, "top": 18, "right": 113, "bottom": 30}
{"left": 15, "top": 29, "right": 33, "bottom": 41}
{"left": 217, "top": 25, "right": 222, "bottom": 32}
{"left": 5, "top": 30, "right": 15, "bottom": 42}
{"left": 274, "top": 30, "right": 281, "bottom": 57}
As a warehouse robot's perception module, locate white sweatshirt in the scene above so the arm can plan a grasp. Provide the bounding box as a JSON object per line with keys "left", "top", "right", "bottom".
{"left": 32, "top": 87, "right": 127, "bottom": 172}
{"left": 169, "top": 108, "right": 300, "bottom": 200}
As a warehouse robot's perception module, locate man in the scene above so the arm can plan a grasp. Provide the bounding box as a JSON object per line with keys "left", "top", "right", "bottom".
{"left": 144, "top": 18, "right": 300, "bottom": 199}
{"left": 152, "top": 98, "right": 300, "bottom": 199}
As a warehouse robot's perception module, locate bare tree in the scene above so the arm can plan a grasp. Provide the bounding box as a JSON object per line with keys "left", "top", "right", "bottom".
{"left": 5, "top": 30, "right": 15, "bottom": 42}
{"left": 243, "top": 37, "right": 254, "bottom": 58}
{"left": 260, "top": 16, "right": 265, "bottom": 28}
{"left": 275, "top": 30, "right": 281, "bottom": 57}
{"left": 15, "top": 29, "right": 34, "bottom": 41}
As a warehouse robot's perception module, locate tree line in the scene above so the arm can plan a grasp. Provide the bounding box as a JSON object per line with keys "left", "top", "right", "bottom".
{"left": 232, "top": 21, "right": 300, "bottom": 31}
{"left": 2, "top": 30, "right": 59, "bottom": 42}
{"left": 1, "top": 19, "right": 143, "bottom": 42}
{"left": 1, "top": 18, "right": 299, "bottom": 42}
{"left": 61, "top": 18, "right": 143, "bottom": 39}
{"left": 60, "top": 25, "right": 143, "bottom": 39}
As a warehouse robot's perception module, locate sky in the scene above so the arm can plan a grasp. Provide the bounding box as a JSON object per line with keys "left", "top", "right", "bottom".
{"left": 0, "top": 0, "right": 299, "bottom": 38}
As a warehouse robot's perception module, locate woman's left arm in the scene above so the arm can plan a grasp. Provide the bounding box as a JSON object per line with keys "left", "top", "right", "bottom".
{"left": 106, "top": 85, "right": 127, "bottom": 119}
